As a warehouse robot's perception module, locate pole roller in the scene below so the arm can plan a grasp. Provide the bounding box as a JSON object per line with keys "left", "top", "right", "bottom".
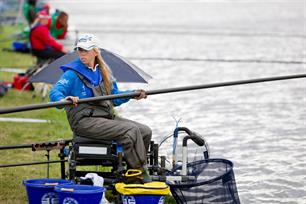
{"left": 0, "top": 73, "right": 305, "bottom": 115}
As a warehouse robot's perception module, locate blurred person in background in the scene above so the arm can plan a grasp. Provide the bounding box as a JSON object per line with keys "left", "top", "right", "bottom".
{"left": 50, "top": 10, "right": 69, "bottom": 39}
{"left": 23, "top": 0, "right": 37, "bottom": 26}
{"left": 30, "top": 10, "right": 68, "bottom": 60}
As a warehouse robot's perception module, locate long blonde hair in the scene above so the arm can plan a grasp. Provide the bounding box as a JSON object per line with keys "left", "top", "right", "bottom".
{"left": 93, "top": 48, "right": 112, "bottom": 95}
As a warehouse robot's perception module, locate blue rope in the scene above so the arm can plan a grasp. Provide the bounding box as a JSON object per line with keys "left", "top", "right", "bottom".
{"left": 172, "top": 117, "right": 182, "bottom": 155}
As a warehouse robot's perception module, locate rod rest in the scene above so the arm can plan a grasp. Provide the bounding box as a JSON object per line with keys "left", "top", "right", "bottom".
{"left": 32, "top": 140, "right": 69, "bottom": 151}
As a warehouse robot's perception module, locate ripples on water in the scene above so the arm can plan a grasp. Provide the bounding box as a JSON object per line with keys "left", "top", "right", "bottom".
{"left": 51, "top": 1, "right": 306, "bottom": 203}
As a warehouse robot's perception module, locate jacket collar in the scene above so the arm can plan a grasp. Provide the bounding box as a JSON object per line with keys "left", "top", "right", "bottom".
{"left": 60, "top": 58, "right": 101, "bottom": 85}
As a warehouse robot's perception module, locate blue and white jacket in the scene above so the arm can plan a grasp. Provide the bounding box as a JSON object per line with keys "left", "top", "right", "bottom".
{"left": 49, "top": 58, "right": 131, "bottom": 107}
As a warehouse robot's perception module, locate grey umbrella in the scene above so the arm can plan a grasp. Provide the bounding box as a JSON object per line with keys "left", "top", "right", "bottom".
{"left": 29, "top": 48, "right": 152, "bottom": 84}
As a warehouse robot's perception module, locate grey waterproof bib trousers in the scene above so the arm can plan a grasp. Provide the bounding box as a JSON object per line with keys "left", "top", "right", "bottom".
{"left": 65, "top": 73, "right": 152, "bottom": 169}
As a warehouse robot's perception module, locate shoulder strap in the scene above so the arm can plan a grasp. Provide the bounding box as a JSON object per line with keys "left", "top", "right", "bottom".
{"left": 75, "top": 72, "right": 92, "bottom": 88}
{"left": 74, "top": 71, "right": 107, "bottom": 97}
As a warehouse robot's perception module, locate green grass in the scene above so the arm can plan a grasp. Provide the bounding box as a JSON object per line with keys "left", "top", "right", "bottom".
{"left": 0, "top": 25, "right": 36, "bottom": 68}
{"left": 0, "top": 71, "right": 15, "bottom": 82}
{"left": 0, "top": 91, "right": 72, "bottom": 203}
{"left": 0, "top": 25, "right": 72, "bottom": 203}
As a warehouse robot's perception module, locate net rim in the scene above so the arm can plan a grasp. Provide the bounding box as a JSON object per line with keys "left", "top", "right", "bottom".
{"left": 168, "top": 158, "right": 234, "bottom": 188}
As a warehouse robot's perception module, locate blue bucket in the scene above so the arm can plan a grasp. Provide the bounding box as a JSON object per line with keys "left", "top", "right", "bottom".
{"left": 122, "top": 195, "right": 165, "bottom": 204}
{"left": 55, "top": 184, "right": 105, "bottom": 204}
{"left": 23, "top": 178, "right": 73, "bottom": 204}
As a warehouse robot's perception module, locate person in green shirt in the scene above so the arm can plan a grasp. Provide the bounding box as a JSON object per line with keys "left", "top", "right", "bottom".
{"left": 50, "top": 10, "right": 69, "bottom": 39}
{"left": 23, "top": 0, "right": 37, "bottom": 26}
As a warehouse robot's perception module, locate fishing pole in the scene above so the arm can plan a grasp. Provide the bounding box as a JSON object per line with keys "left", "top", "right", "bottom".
{"left": 0, "top": 73, "right": 305, "bottom": 115}
{"left": 129, "top": 57, "right": 305, "bottom": 65}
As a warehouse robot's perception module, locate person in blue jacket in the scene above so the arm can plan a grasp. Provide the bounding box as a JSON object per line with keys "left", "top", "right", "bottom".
{"left": 50, "top": 33, "right": 152, "bottom": 182}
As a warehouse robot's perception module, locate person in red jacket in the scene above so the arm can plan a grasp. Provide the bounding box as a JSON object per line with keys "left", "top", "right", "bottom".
{"left": 30, "top": 10, "right": 68, "bottom": 60}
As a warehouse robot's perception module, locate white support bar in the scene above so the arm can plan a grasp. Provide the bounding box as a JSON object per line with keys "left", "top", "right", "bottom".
{"left": 79, "top": 146, "right": 107, "bottom": 155}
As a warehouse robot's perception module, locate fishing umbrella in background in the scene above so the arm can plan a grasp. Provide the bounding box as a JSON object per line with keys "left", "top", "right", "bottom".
{"left": 29, "top": 48, "right": 152, "bottom": 84}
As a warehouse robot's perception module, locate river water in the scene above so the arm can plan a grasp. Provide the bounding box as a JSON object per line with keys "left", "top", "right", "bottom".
{"left": 50, "top": 0, "right": 306, "bottom": 203}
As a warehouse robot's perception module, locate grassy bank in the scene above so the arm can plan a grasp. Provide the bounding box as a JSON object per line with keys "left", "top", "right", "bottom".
{"left": 0, "top": 25, "right": 71, "bottom": 203}
{"left": 0, "top": 25, "right": 36, "bottom": 69}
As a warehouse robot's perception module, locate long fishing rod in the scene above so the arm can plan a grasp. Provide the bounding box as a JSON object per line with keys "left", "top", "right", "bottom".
{"left": 0, "top": 73, "right": 305, "bottom": 115}
{"left": 129, "top": 57, "right": 305, "bottom": 65}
